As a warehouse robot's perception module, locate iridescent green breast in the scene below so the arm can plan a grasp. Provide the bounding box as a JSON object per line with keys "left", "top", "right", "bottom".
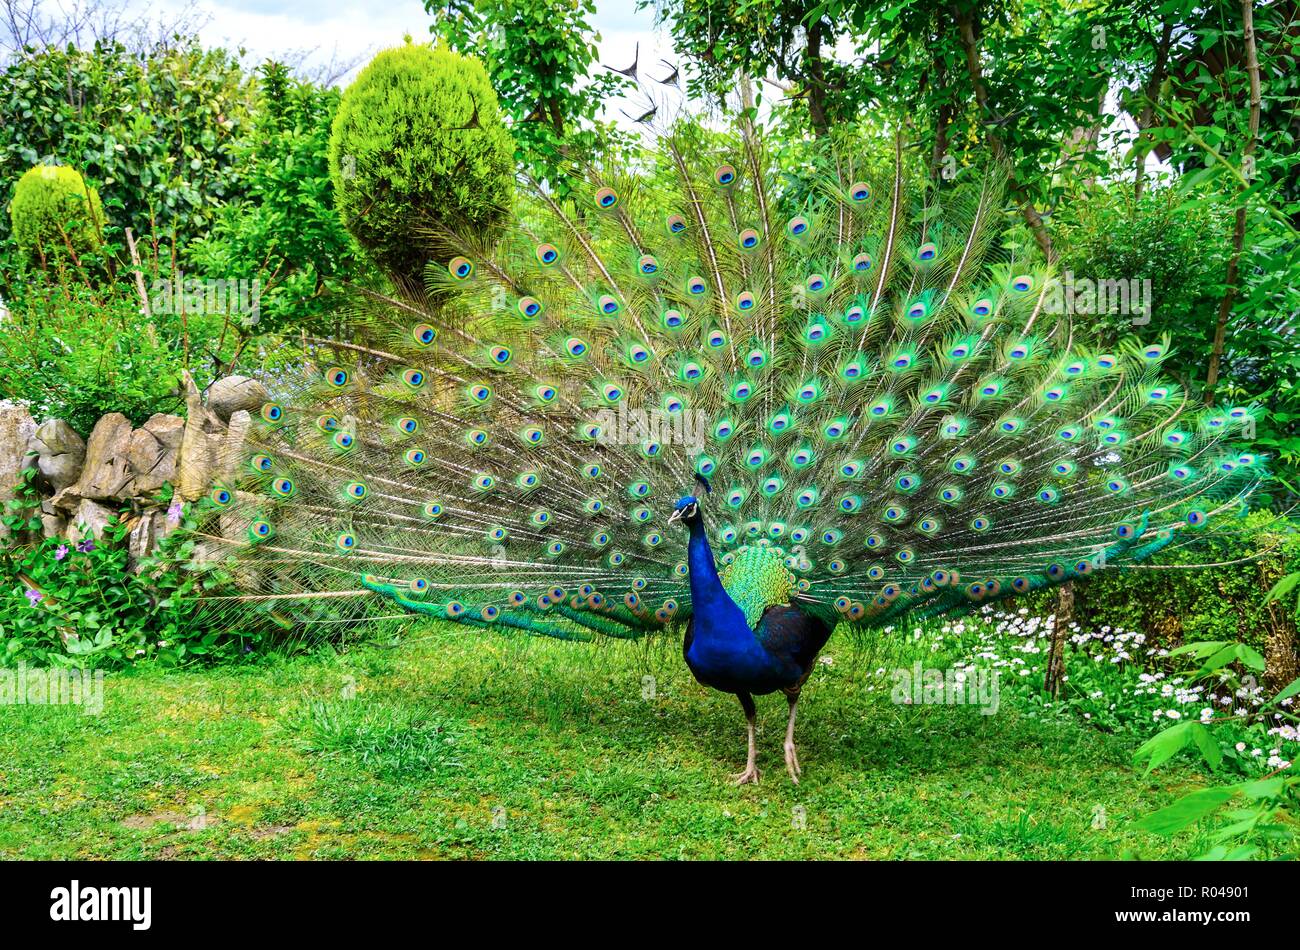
{"left": 720, "top": 542, "right": 797, "bottom": 629}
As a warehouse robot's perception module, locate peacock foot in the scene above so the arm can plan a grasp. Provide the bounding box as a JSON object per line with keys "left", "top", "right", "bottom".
{"left": 783, "top": 741, "right": 802, "bottom": 784}
{"left": 730, "top": 764, "right": 761, "bottom": 785}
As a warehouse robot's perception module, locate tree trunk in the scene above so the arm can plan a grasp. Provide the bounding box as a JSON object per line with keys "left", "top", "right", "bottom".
{"left": 1134, "top": 18, "right": 1174, "bottom": 200}
{"left": 1045, "top": 582, "right": 1075, "bottom": 698}
{"left": 954, "top": 4, "right": 1054, "bottom": 260}
{"left": 1204, "top": 0, "right": 1261, "bottom": 405}
{"left": 928, "top": 34, "right": 955, "bottom": 178}
{"left": 803, "top": 19, "right": 831, "bottom": 138}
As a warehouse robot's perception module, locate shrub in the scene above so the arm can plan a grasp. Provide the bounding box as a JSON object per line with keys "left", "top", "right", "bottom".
{"left": 187, "top": 62, "right": 363, "bottom": 345}
{"left": 1015, "top": 511, "right": 1299, "bottom": 687}
{"left": 1053, "top": 182, "right": 1230, "bottom": 371}
{"left": 329, "top": 43, "right": 514, "bottom": 287}
{"left": 0, "top": 501, "right": 272, "bottom": 669}
{"left": 0, "top": 40, "right": 253, "bottom": 260}
{"left": 8, "top": 164, "right": 105, "bottom": 263}
{"left": 0, "top": 279, "right": 198, "bottom": 433}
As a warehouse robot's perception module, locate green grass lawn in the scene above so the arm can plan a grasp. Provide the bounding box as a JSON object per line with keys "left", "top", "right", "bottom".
{"left": 0, "top": 622, "right": 1215, "bottom": 859}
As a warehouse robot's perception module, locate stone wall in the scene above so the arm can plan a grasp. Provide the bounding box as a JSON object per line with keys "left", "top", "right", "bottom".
{"left": 0, "top": 371, "right": 267, "bottom": 564}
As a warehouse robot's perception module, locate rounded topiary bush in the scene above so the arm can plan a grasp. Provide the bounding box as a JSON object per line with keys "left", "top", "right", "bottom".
{"left": 329, "top": 44, "right": 515, "bottom": 286}
{"left": 8, "top": 164, "right": 105, "bottom": 263}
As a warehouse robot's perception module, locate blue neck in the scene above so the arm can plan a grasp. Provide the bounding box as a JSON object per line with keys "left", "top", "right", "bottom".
{"left": 686, "top": 518, "right": 747, "bottom": 640}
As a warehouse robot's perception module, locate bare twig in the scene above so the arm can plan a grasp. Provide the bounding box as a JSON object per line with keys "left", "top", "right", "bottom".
{"left": 124, "top": 227, "right": 152, "bottom": 319}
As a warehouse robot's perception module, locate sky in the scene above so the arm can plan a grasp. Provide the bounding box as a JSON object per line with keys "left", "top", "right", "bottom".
{"left": 127, "top": 0, "right": 674, "bottom": 84}
{"left": 43, "top": 0, "right": 1156, "bottom": 168}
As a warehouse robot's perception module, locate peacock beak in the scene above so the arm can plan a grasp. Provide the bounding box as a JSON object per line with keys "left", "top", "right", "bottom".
{"left": 667, "top": 508, "right": 683, "bottom": 525}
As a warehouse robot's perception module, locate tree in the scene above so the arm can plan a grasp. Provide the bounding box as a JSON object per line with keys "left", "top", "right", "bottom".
{"left": 644, "top": 0, "right": 851, "bottom": 136}
{"left": 186, "top": 62, "right": 363, "bottom": 372}
{"left": 0, "top": 38, "right": 253, "bottom": 259}
{"left": 328, "top": 43, "right": 515, "bottom": 290}
{"left": 428, "top": 0, "right": 628, "bottom": 185}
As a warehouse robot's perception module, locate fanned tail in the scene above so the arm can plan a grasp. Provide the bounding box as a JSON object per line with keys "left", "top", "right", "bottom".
{"left": 192, "top": 118, "right": 1267, "bottom": 640}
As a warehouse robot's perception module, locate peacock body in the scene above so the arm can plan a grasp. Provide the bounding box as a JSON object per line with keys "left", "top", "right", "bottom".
{"left": 200, "top": 119, "right": 1265, "bottom": 783}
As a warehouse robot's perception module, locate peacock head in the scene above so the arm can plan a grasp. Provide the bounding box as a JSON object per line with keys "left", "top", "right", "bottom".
{"left": 668, "top": 475, "right": 711, "bottom": 528}
{"left": 667, "top": 495, "right": 701, "bottom": 527}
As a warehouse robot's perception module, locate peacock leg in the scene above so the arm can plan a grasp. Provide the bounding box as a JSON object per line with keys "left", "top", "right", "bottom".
{"left": 731, "top": 692, "right": 760, "bottom": 785}
{"left": 783, "top": 688, "right": 802, "bottom": 784}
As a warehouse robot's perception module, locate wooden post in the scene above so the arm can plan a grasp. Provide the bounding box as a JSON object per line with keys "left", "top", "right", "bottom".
{"left": 1045, "top": 582, "right": 1075, "bottom": 698}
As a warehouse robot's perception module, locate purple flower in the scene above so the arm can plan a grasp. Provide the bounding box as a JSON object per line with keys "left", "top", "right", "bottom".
{"left": 54, "top": 544, "right": 69, "bottom": 561}
{"left": 76, "top": 539, "right": 95, "bottom": 553}
{"left": 24, "top": 588, "right": 42, "bottom": 606}
{"left": 167, "top": 498, "right": 184, "bottom": 525}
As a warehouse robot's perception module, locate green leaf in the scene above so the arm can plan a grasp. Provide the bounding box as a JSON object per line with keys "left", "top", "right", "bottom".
{"left": 1223, "top": 844, "right": 1260, "bottom": 860}
{"left": 1272, "top": 676, "right": 1300, "bottom": 706}
{"left": 1136, "top": 786, "right": 1237, "bottom": 836}
{"left": 1188, "top": 723, "right": 1222, "bottom": 769}
{"left": 1169, "top": 640, "right": 1228, "bottom": 658}
{"left": 1239, "top": 777, "right": 1285, "bottom": 800}
{"left": 1234, "top": 643, "right": 1266, "bottom": 672}
{"left": 1200, "top": 644, "right": 1239, "bottom": 672}
{"left": 1134, "top": 721, "right": 1194, "bottom": 774}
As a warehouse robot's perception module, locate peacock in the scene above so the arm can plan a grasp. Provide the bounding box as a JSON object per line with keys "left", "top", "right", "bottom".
{"left": 197, "top": 113, "right": 1265, "bottom": 785}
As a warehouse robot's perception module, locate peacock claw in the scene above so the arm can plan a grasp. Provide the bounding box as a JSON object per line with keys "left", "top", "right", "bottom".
{"left": 784, "top": 742, "right": 802, "bottom": 783}
{"left": 731, "top": 765, "right": 761, "bottom": 786}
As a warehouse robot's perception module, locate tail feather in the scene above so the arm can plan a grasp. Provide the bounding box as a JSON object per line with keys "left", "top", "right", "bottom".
{"left": 194, "top": 120, "right": 1267, "bottom": 639}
